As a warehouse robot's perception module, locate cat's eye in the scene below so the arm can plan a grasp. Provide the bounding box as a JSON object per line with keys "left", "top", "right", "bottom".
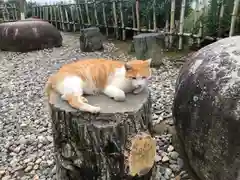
{"left": 142, "top": 76, "right": 146, "bottom": 79}
{"left": 131, "top": 77, "right": 136, "bottom": 79}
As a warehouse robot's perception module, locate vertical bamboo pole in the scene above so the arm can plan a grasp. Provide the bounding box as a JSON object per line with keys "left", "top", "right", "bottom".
{"left": 13, "top": 4, "right": 17, "bottom": 20}
{"left": 78, "top": 5, "right": 84, "bottom": 27}
{"left": 178, "top": 0, "right": 186, "bottom": 50}
{"left": 218, "top": 0, "right": 225, "bottom": 37}
{"left": 112, "top": 0, "right": 119, "bottom": 38}
{"left": 40, "top": 6, "right": 43, "bottom": 19}
{"left": 19, "top": 0, "right": 25, "bottom": 20}
{"left": 119, "top": 0, "right": 126, "bottom": 40}
{"left": 169, "top": 0, "right": 175, "bottom": 48}
{"left": 85, "top": 0, "right": 91, "bottom": 25}
{"left": 43, "top": 5, "right": 46, "bottom": 20}
{"left": 229, "top": 0, "right": 239, "bottom": 36}
{"left": 132, "top": 4, "right": 136, "bottom": 35}
{"left": 54, "top": 5, "right": 58, "bottom": 29}
{"left": 153, "top": 0, "right": 156, "bottom": 31}
{"left": 46, "top": 5, "right": 49, "bottom": 21}
{"left": 75, "top": 5, "right": 81, "bottom": 28}
{"left": 70, "top": 5, "right": 76, "bottom": 31}
{"left": 136, "top": 0, "right": 140, "bottom": 33}
{"left": 196, "top": 0, "right": 201, "bottom": 47}
{"left": 102, "top": 2, "right": 108, "bottom": 36}
{"left": 59, "top": 5, "right": 65, "bottom": 31}
{"left": 64, "top": 5, "right": 70, "bottom": 31}
{"left": 36, "top": 6, "right": 39, "bottom": 17}
{"left": 93, "top": 0, "right": 99, "bottom": 26}
{"left": 50, "top": 5, "right": 53, "bottom": 24}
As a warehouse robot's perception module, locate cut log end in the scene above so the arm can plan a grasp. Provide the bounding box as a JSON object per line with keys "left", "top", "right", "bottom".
{"left": 126, "top": 132, "right": 156, "bottom": 177}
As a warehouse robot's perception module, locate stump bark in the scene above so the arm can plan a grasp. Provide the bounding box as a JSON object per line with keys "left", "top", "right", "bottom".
{"left": 133, "top": 33, "right": 165, "bottom": 67}
{"left": 79, "top": 27, "right": 104, "bottom": 52}
{"left": 48, "top": 89, "right": 157, "bottom": 180}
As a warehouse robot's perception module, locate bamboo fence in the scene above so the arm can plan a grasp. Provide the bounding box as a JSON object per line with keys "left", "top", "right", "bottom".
{"left": 0, "top": 0, "right": 239, "bottom": 50}
{"left": 0, "top": 3, "right": 18, "bottom": 22}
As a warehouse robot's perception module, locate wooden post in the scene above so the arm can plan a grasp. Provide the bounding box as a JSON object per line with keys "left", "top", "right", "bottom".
{"left": 112, "top": 0, "right": 119, "bottom": 39}
{"left": 169, "top": 0, "right": 175, "bottom": 48}
{"left": 132, "top": 3, "right": 136, "bottom": 35}
{"left": 78, "top": 5, "right": 84, "bottom": 28}
{"left": 19, "top": 0, "right": 25, "bottom": 20}
{"left": 136, "top": 0, "right": 140, "bottom": 33}
{"left": 119, "top": 0, "right": 126, "bottom": 40}
{"left": 229, "top": 0, "right": 239, "bottom": 36}
{"left": 47, "top": 89, "right": 157, "bottom": 180}
{"left": 59, "top": 5, "right": 66, "bottom": 31}
{"left": 178, "top": 0, "right": 186, "bottom": 50}
{"left": 70, "top": 5, "right": 76, "bottom": 31}
{"left": 102, "top": 2, "right": 108, "bottom": 36}
{"left": 64, "top": 5, "right": 70, "bottom": 31}
{"left": 218, "top": 1, "right": 225, "bottom": 37}
{"left": 85, "top": 0, "right": 91, "bottom": 26}
{"left": 93, "top": 0, "right": 99, "bottom": 26}
{"left": 153, "top": 0, "right": 156, "bottom": 31}
{"left": 54, "top": 5, "right": 58, "bottom": 29}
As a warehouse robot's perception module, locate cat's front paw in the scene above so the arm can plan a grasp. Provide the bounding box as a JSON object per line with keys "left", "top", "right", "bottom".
{"left": 133, "top": 86, "right": 144, "bottom": 94}
{"left": 113, "top": 91, "right": 126, "bottom": 101}
{"left": 80, "top": 96, "right": 88, "bottom": 103}
{"left": 89, "top": 106, "right": 101, "bottom": 113}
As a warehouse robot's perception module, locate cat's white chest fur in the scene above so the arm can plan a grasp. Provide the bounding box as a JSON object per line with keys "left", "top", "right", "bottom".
{"left": 108, "top": 67, "right": 134, "bottom": 93}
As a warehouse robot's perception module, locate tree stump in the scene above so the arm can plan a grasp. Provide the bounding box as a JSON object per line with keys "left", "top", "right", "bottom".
{"left": 79, "top": 27, "right": 104, "bottom": 52}
{"left": 48, "top": 89, "right": 157, "bottom": 180}
{"left": 133, "top": 33, "right": 165, "bottom": 67}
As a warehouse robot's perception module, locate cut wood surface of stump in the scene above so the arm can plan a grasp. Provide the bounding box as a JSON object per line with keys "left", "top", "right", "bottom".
{"left": 133, "top": 33, "right": 165, "bottom": 67}
{"left": 79, "top": 27, "right": 104, "bottom": 52}
{"left": 48, "top": 89, "right": 157, "bottom": 180}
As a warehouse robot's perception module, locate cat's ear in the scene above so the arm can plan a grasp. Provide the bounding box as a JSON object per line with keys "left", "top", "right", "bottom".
{"left": 146, "top": 58, "right": 152, "bottom": 65}
{"left": 124, "top": 63, "right": 132, "bottom": 71}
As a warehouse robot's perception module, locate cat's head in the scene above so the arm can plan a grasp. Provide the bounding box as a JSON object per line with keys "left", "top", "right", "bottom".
{"left": 124, "top": 58, "right": 152, "bottom": 88}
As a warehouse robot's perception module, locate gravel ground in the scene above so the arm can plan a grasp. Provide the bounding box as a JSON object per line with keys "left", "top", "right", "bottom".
{"left": 0, "top": 32, "right": 191, "bottom": 180}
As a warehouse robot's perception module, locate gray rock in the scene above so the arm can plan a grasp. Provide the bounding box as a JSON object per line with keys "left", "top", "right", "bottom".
{"left": 169, "top": 151, "right": 179, "bottom": 160}
{"left": 24, "top": 165, "right": 32, "bottom": 172}
{"left": 2, "top": 175, "right": 11, "bottom": 180}
{"left": 169, "top": 164, "right": 180, "bottom": 172}
{"left": 162, "top": 155, "right": 169, "bottom": 162}
{"left": 173, "top": 35, "right": 240, "bottom": 180}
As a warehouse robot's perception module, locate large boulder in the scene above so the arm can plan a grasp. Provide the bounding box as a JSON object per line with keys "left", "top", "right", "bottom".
{"left": 173, "top": 36, "right": 240, "bottom": 180}
{"left": 0, "top": 19, "right": 62, "bottom": 52}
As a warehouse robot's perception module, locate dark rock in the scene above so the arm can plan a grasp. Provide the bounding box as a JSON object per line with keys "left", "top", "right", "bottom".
{"left": 173, "top": 36, "right": 240, "bottom": 180}
{"left": 79, "top": 27, "right": 104, "bottom": 52}
{"left": 133, "top": 33, "right": 165, "bottom": 67}
{"left": 0, "top": 19, "right": 62, "bottom": 52}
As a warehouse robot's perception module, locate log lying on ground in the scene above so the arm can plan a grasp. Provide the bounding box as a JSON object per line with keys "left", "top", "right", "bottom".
{"left": 48, "top": 89, "right": 157, "bottom": 180}
{"left": 133, "top": 33, "right": 165, "bottom": 67}
{"left": 79, "top": 27, "right": 104, "bottom": 52}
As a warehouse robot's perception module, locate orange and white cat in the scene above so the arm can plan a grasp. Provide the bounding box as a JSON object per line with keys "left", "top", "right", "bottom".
{"left": 45, "top": 58, "right": 152, "bottom": 113}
